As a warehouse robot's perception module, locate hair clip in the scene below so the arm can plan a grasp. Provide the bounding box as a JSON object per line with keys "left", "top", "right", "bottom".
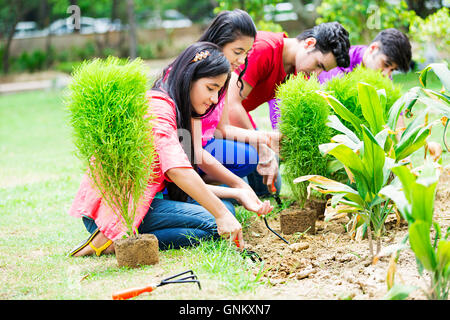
{"left": 192, "top": 51, "right": 210, "bottom": 62}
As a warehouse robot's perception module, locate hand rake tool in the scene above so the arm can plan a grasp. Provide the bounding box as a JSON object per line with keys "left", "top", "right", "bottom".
{"left": 112, "top": 269, "right": 201, "bottom": 300}
{"left": 233, "top": 238, "right": 262, "bottom": 263}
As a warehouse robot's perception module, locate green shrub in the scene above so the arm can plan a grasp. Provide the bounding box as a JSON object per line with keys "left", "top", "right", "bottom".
{"left": 277, "top": 74, "right": 334, "bottom": 205}
{"left": 15, "top": 49, "right": 47, "bottom": 72}
{"left": 137, "top": 44, "right": 155, "bottom": 60}
{"left": 74, "top": 42, "right": 97, "bottom": 61}
{"left": 325, "top": 66, "right": 402, "bottom": 129}
{"left": 65, "top": 56, "right": 156, "bottom": 236}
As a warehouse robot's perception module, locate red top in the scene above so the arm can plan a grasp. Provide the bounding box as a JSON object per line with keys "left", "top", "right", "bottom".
{"left": 235, "top": 31, "right": 288, "bottom": 113}
{"left": 68, "top": 90, "right": 192, "bottom": 240}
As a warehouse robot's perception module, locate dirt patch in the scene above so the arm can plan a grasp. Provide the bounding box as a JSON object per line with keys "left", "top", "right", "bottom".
{"left": 241, "top": 172, "right": 449, "bottom": 299}
{"left": 115, "top": 234, "right": 159, "bottom": 268}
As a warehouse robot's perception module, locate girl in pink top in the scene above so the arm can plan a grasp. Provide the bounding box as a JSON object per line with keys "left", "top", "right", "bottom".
{"left": 196, "top": 10, "right": 281, "bottom": 190}
{"left": 69, "top": 42, "right": 273, "bottom": 257}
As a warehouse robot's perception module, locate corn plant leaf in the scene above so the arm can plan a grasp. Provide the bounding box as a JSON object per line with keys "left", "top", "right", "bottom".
{"left": 392, "top": 163, "right": 438, "bottom": 224}
{"left": 377, "top": 88, "right": 387, "bottom": 113}
{"left": 387, "top": 87, "right": 420, "bottom": 131}
{"left": 409, "top": 221, "right": 437, "bottom": 271}
{"left": 326, "top": 159, "right": 344, "bottom": 175}
{"left": 436, "top": 240, "right": 450, "bottom": 276}
{"left": 394, "top": 128, "right": 431, "bottom": 161}
{"left": 390, "top": 165, "right": 416, "bottom": 203}
{"left": 326, "top": 115, "right": 361, "bottom": 145}
{"left": 358, "top": 82, "right": 385, "bottom": 134}
{"left": 319, "top": 142, "right": 371, "bottom": 202}
{"left": 383, "top": 284, "right": 417, "bottom": 300}
{"left": 395, "top": 111, "right": 435, "bottom": 161}
{"left": 293, "top": 174, "right": 365, "bottom": 208}
{"left": 423, "top": 88, "right": 450, "bottom": 105}
{"left": 379, "top": 184, "right": 413, "bottom": 223}
{"left": 374, "top": 242, "right": 410, "bottom": 261}
{"left": 324, "top": 203, "right": 360, "bottom": 222}
{"left": 418, "top": 96, "right": 450, "bottom": 118}
{"left": 374, "top": 128, "right": 390, "bottom": 151}
{"left": 331, "top": 134, "right": 360, "bottom": 150}
{"left": 361, "top": 125, "right": 386, "bottom": 195}
{"left": 419, "top": 63, "right": 450, "bottom": 92}
{"left": 317, "top": 91, "right": 363, "bottom": 136}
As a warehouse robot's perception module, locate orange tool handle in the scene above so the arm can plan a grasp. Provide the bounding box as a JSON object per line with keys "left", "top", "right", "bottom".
{"left": 112, "top": 285, "right": 156, "bottom": 300}
{"left": 234, "top": 238, "right": 240, "bottom": 248}
{"left": 271, "top": 181, "right": 276, "bottom": 193}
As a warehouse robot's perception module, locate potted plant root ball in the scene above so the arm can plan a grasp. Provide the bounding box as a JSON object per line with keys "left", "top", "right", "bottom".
{"left": 276, "top": 74, "right": 335, "bottom": 233}
{"left": 66, "top": 56, "right": 159, "bottom": 268}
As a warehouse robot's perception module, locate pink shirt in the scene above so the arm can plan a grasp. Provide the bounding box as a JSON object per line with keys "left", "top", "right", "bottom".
{"left": 68, "top": 90, "right": 192, "bottom": 240}
{"left": 201, "top": 94, "right": 225, "bottom": 147}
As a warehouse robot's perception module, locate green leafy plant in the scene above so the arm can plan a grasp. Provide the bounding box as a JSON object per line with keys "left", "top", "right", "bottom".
{"left": 324, "top": 66, "right": 402, "bottom": 129}
{"left": 278, "top": 67, "right": 401, "bottom": 207}
{"left": 380, "top": 161, "right": 449, "bottom": 300}
{"left": 277, "top": 74, "right": 336, "bottom": 206}
{"left": 295, "top": 63, "right": 450, "bottom": 258}
{"left": 66, "top": 56, "right": 156, "bottom": 237}
{"left": 295, "top": 72, "right": 447, "bottom": 258}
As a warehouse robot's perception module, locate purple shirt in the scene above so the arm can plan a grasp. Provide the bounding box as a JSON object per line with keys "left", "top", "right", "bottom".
{"left": 268, "top": 45, "right": 367, "bottom": 129}
{"left": 317, "top": 45, "right": 367, "bottom": 84}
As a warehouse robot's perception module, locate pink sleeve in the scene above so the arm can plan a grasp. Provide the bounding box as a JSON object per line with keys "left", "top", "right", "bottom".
{"left": 149, "top": 96, "right": 193, "bottom": 182}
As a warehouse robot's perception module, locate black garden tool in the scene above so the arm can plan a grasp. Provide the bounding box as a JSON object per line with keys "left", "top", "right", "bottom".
{"left": 234, "top": 238, "right": 263, "bottom": 263}
{"left": 265, "top": 181, "right": 289, "bottom": 244}
{"left": 263, "top": 216, "right": 289, "bottom": 244}
{"left": 112, "top": 269, "right": 201, "bottom": 300}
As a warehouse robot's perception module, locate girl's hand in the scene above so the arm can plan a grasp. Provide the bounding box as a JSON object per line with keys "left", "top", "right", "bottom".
{"left": 265, "top": 131, "right": 281, "bottom": 155}
{"left": 215, "top": 212, "right": 245, "bottom": 250}
{"left": 236, "top": 188, "right": 273, "bottom": 216}
{"left": 257, "top": 155, "right": 279, "bottom": 193}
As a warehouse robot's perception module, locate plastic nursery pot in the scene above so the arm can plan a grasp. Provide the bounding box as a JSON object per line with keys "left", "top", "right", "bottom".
{"left": 115, "top": 234, "right": 159, "bottom": 268}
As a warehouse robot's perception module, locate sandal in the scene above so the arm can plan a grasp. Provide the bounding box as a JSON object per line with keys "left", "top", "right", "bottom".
{"left": 68, "top": 229, "right": 113, "bottom": 257}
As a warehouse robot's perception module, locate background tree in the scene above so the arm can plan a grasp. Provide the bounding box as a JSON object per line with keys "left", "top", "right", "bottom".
{"left": 214, "top": 0, "right": 285, "bottom": 32}
{"left": 0, "top": 0, "right": 36, "bottom": 73}
{"left": 127, "top": 0, "right": 137, "bottom": 59}
{"left": 316, "top": 0, "right": 417, "bottom": 43}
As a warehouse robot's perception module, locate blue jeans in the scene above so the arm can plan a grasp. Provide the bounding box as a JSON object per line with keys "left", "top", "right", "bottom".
{"left": 202, "top": 138, "right": 258, "bottom": 178}
{"left": 82, "top": 198, "right": 235, "bottom": 250}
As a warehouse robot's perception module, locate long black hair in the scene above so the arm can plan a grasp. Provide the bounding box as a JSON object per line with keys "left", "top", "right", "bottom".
{"left": 198, "top": 9, "right": 256, "bottom": 96}
{"left": 152, "top": 42, "right": 231, "bottom": 201}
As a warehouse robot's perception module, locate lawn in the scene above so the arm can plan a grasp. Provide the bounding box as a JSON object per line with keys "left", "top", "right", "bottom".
{"left": 0, "top": 70, "right": 448, "bottom": 300}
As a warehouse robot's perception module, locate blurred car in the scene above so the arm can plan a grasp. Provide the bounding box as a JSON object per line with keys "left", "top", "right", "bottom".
{"left": 264, "top": 2, "right": 298, "bottom": 22}
{"left": 41, "top": 17, "right": 121, "bottom": 36}
{"left": 13, "top": 21, "right": 40, "bottom": 39}
{"left": 145, "top": 9, "right": 192, "bottom": 29}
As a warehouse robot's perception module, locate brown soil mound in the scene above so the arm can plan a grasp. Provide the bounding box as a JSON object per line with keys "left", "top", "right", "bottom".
{"left": 115, "top": 234, "right": 159, "bottom": 268}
